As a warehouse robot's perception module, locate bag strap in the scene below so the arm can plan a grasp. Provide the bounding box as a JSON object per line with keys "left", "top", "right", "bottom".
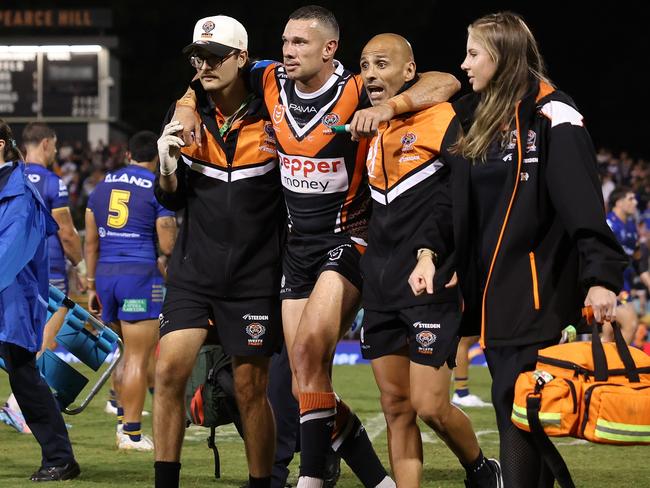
{"left": 525, "top": 395, "right": 576, "bottom": 488}
{"left": 207, "top": 426, "right": 220, "bottom": 479}
{"left": 583, "top": 307, "right": 640, "bottom": 383}
{"left": 611, "top": 321, "right": 641, "bottom": 382}
{"left": 590, "top": 320, "right": 610, "bottom": 381}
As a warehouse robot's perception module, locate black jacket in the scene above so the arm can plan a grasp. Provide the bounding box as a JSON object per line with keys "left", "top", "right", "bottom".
{"left": 155, "top": 83, "right": 285, "bottom": 298}
{"left": 445, "top": 80, "right": 626, "bottom": 347}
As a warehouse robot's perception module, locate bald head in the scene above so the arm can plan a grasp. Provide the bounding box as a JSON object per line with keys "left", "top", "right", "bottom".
{"left": 363, "top": 33, "right": 414, "bottom": 63}
{"left": 360, "top": 33, "right": 416, "bottom": 105}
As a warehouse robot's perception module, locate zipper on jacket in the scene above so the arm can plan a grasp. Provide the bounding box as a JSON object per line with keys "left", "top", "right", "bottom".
{"left": 223, "top": 129, "right": 235, "bottom": 286}
{"left": 529, "top": 251, "right": 540, "bottom": 310}
{"left": 479, "top": 102, "right": 523, "bottom": 348}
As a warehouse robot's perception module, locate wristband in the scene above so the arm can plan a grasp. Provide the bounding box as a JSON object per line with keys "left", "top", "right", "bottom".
{"left": 386, "top": 93, "right": 415, "bottom": 115}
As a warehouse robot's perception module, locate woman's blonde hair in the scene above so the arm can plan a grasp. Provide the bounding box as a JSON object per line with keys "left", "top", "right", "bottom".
{"left": 453, "top": 12, "right": 553, "bottom": 160}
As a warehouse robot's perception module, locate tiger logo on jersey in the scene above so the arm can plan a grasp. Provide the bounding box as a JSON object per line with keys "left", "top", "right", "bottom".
{"left": 401, "top": 132, "right": 417, "bottom": 152}
{"left": 322, "top": 113, "right": 340, "bottom": 128}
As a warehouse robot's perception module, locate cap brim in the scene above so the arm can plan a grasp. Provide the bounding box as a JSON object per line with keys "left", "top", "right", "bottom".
{"left": 182, "top": 41, "right": 234, "bottom": 57}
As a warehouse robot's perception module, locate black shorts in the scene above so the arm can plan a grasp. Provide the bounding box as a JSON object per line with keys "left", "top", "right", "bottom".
{"left": 159, "top": 285, "right": 281, "bottom": 357}
{"left": 360, "top": 302, "right": 460, "bottom": 368}
{"left": 280, "top": 233, "right": 364, "bottom": 299}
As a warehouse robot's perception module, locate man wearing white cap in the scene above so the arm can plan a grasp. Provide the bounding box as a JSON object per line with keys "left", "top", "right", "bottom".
{"left": 153, "top": 15, "right": 285, "bottom": 488}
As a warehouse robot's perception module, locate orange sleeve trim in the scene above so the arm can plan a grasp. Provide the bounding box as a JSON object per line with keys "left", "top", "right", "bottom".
{"left": 299, "top": 391, "right": 336, "bottom": 414}
{"left": 529, "top": 252, "right": 540, "bottom": 310}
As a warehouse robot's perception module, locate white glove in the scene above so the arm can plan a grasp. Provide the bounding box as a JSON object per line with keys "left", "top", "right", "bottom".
{"left": 158, "top": 121, "right": 185, "bottom": 176}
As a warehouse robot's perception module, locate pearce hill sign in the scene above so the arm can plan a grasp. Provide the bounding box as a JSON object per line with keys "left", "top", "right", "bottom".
{"left": 0, "top": 9, "right": 112, "bottom": 29}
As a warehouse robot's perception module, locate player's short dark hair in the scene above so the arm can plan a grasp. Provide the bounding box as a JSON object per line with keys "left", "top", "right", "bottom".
{"left": 128, "top": 130, "right": 159, "bottom": 163}
{"left": 22, "top": 122, "right": 56, "bottom": 146}
{"left": 289, "top": 5, "right": 339, "bottom": 39}
{"left": 608, "top": 186, "right": 633, "bottom": 209}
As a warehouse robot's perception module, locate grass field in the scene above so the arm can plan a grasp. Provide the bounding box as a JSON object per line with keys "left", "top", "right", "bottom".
{"left": 1, "top": 364, "right": 649, "bottom": 487}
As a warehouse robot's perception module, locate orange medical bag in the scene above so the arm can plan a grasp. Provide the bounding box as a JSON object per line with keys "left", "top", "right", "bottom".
{"left": 512, "top": 311, "right": 650, "bottom": 487}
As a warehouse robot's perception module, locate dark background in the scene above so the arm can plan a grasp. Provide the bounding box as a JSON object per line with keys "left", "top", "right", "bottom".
{"left": 3, "top": 1, "right": 647, "bottom": 157}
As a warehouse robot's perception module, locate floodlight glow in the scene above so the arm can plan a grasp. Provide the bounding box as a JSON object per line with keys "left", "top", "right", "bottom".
{"left": 0, "top": 45, "right": 102, "bottom": 53}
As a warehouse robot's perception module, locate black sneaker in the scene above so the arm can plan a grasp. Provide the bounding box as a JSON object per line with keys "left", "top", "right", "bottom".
{"left": 488, "top": 459, "right": 503, "bottom": 488}
{"left": 30, "top": 460, "right": 80, "bottom": 482}
{"left": 464, "top": 458, "right": 503, "bottom": 488}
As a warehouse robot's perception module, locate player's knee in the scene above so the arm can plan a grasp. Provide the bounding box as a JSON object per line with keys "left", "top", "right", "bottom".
{"left": 291, "top": 341, "right": 326, "bottom": 378}
{"left": 155, "top": 356, "right": 191, "bottom": 394}
{"left": 380, "top": 389, "right": 414, "bottom": 425}
{"left": 234, "top": 376, "right": 267, "bottom": 409}
{"left": 415, "top": 398, "right": 451, "bottom": 433}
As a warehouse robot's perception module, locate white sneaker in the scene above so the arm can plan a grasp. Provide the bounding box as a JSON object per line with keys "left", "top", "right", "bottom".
{"left": 117, "top": 432, "right": 154, "bottom": 451}
{"left": 105, "top": 401, "right": 118, "bottom": 415}
{"left": 105, "top": 401, "right": 149, "bottom": 416}
{"left": 452, "top": 392, "right": 492, "bottom": 408}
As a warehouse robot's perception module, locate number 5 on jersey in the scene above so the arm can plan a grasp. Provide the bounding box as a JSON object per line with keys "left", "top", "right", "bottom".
{"left": 108, "top": 189, "right": 131, "bottom": 228}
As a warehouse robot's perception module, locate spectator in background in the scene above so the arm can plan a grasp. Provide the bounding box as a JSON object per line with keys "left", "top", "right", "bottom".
{"left": 606, "top": 187, "right": 641, "bottom": 343}
{"left": 602, "top": 173, "right": 615, "bottom": 207}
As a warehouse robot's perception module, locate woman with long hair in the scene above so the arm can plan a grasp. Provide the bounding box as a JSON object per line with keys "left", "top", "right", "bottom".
{"left": 409, "top": 12, "right": 627, "bottom": 487}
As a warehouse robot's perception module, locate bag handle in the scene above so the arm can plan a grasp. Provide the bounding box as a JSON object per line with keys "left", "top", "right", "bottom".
{"left": 582, "top": 307, "right": 640, "bottom": 383}
{"left": 525, "top": 395, "right": 576, "bottom": 488}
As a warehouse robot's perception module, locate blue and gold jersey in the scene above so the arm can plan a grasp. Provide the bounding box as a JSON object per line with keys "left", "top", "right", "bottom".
{"left": 88, "top": 165, "right": 174, "bottom": 264}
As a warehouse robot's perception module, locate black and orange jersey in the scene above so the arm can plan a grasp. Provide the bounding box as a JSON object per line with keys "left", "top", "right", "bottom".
{"left": 155, "top": 84, "right": 285, "bottom": 299}
{"left": 249, "top": 60, "right": 371, "bottom": 244}
{"left": 361, "top": 102, "right": 459, "bottom": 311}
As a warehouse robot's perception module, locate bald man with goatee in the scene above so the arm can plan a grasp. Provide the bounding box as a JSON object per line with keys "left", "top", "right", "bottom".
{"left": 358, "top": 34, "right": 503, "bottom": 488}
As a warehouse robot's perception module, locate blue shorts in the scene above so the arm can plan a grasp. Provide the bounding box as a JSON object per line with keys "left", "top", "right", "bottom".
{"left": 49, "top": 271, "right": 68, "bottom": 295}
{"left": 96, "top": 262, "right": 164, "bottom": 324}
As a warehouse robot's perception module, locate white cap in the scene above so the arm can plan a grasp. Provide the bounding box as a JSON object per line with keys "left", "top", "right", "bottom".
{"left": 182, "top": 15, "right": 248, "bottom": 56}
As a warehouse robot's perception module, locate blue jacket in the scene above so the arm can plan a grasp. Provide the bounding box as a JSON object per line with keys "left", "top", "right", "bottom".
{"left": 0, "top": 161, "right": 58, "bottom": 352}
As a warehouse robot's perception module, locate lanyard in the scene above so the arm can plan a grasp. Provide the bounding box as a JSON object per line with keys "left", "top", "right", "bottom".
{"left": 218, "top": 94, "right": 254, "bottom": 137}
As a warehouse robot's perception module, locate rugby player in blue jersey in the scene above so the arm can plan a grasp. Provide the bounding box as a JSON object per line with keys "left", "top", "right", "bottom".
{"left": 85, "top": 131, "right": 177, "bottom": 451}
{"left": 22, "top": 123, "right": 87, "bottom": 353}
